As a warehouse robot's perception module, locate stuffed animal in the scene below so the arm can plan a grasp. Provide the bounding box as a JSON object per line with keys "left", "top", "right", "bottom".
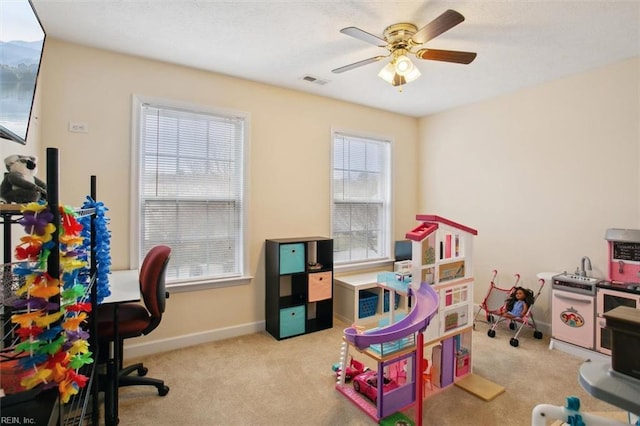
{"left": 0, "top": 155, "right": 47, "bottom": 204}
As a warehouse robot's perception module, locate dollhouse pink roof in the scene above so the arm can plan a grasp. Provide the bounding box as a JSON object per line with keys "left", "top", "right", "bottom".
{"left": 405, "top": 214, "right": 478, "bottom": 242}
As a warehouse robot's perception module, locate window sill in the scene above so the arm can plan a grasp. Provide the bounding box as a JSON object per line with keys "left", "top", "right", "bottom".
{"left": 334, "top": 258, "right": 394, "bottom": 275}
{"left": 167, "top": 275, "right": 253, "bottom": 293}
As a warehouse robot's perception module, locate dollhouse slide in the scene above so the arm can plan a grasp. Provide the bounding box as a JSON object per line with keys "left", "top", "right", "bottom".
{"left": 343, "top": 282, "right": 439, "bottom": 350}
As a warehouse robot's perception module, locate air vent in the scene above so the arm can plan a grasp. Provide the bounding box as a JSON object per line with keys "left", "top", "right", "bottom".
{"left": 301, "top": 75, "right": 329, "bottom": 85}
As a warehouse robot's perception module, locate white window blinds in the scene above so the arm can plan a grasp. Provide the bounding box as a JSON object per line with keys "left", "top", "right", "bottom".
{"left": 138, "top": 103, "right": 246, "bottom": 283}
{"left": 332, "top": 132, "right": 391, "bottom": 264}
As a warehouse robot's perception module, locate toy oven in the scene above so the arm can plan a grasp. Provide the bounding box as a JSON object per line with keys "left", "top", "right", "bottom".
{"left": 596, "top": 285, "right": 640, "bottom": 355}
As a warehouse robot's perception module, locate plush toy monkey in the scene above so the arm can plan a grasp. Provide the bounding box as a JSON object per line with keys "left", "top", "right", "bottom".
{"left": 0, "top": 155, "right": 47, "bottom": 203}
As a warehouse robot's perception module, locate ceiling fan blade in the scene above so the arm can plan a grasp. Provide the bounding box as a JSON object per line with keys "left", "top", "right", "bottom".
{"left": 340, "top": 26, "right": 387, "bottom": 47}
{"left": 416, "top": 48, "right": 477, "bottom": 64}
{"left": 411, "top": 9, "right": 465, "bottom": 45}
{"left": 331, "top": 55, "right": 387, "bottom": 74}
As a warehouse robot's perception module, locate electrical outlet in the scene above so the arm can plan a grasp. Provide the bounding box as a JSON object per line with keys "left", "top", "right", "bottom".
{"left": 68, "top": 122, "right": 88, "bottom": 133}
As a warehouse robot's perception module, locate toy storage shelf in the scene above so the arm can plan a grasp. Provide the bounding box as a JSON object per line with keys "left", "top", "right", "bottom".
{"left": 265, "top": 237, "right": 333, "bottom": 340}
{"left": 334, "top": 272, "right": 410, "bottom": 325}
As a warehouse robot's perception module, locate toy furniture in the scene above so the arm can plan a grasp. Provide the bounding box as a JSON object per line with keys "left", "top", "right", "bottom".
{"left": 334, "top": 271, "right": 410, "bottom": 324}
{"left": 532, "top": 396, "right": 632, "bottom": 426}
{"left": 579, "top": 360, "right": 640, "bottom": 416}
{"left": 478, "top": 270, "right": 546, "bottom": 347}
{"left": 422, "top": 358, "right": 433, "bottom": 392}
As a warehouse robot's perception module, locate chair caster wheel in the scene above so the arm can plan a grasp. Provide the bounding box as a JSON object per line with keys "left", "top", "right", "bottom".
{"left": 510, "top": 338, "right": 519, "bottom": 347}
{"left": 509, "top": 322, "right": 516, "bottom": 330}
{"left": 487, "top": 330, "right": 496, "bottom": 338}
{"left": 534, "top": 331, "right": 543, "bottom": 339}
{"left": 158, "top": 385, "right": 170, "bottom": 396}
{"left": 138, "top": 366, "right": 148, "bottom": 376}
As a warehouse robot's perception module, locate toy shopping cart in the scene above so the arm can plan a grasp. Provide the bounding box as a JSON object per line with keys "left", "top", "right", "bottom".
{"left": 473, "top": 270, "right": 545, "bottom": 347}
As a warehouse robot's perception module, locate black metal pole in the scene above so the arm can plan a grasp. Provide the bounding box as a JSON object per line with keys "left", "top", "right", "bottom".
{"left": 46, "top": 147, "right": 59, "bottom": 280}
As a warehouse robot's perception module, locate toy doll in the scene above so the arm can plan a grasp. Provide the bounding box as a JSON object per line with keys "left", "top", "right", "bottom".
{"left": 502, "top": 286, "right": 534, "bottom": 319}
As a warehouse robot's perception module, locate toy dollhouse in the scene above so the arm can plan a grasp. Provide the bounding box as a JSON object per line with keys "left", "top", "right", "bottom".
{"left": 335, "top": 215, "right": 478, "bottom": 425}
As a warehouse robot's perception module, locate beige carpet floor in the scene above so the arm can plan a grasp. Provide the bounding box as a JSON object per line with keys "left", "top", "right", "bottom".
{"left": 113, "top": 318, "right": 624, "bottom": 426}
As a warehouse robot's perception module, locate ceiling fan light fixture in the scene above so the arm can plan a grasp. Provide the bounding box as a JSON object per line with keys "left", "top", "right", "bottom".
{"left": 392, "top": 74, "right": 407, "bottom": 87}
{"left": 403, "top": 65, "right": 421, "bottom": 83}
{"left": 377, "top": 62, "right": 396, "bottom": 84}
{"left": 378, "top": 57, "right": 421, "bottom": 87}
{"left": 394, "top": 54, "right": 413, "bottom": 75}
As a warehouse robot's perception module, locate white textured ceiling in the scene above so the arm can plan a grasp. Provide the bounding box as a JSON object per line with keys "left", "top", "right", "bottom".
{"left": 30, "top": 0, "right": 640, "bottom": 117}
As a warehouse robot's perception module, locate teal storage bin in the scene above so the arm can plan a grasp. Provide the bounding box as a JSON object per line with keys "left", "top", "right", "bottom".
{"left": 279, "top": 243, "right": 305, "bottom": 274}
{"left": 280, "top": 305, "right": 305, "bottom": 338}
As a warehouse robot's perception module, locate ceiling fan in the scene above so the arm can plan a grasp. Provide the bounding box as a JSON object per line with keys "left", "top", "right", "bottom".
{"left": 332, "top": 9, "right": 477, "bottom": 88}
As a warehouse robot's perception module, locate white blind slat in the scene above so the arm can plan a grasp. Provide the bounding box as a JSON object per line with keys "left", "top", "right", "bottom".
{"left": 332, "top": 132, "right": 391, "bottom": 264}
{"left": 139, "top": 104, "right": 245, "bottom": 282}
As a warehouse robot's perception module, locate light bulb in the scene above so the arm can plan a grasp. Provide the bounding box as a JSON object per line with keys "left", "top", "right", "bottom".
{"left": 394, "top": 55, "right": 414, "bottom": 76}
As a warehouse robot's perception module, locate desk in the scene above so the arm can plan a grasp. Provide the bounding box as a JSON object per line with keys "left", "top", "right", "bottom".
{"left": 334, "top": 272, "right": 382, "bottom": 324}
{"left": 579, "top": 359, "right": 640, "bottom": 415}
{"left": 334, "top": 271, "right": 409, "bottom": 324}
{"left": 100, "top": 270, "right": 140, "bottom": 426}
{"left": 103, "top": 269, "right": 140, "bottom": 304}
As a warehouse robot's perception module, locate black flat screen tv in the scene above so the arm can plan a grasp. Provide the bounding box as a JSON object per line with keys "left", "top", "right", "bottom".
{"left": 0, "top": 0, "right": 46, "bottom": 145}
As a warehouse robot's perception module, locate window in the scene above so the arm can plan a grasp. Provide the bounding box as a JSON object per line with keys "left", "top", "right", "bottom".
{"left": 134, "top": 97, "right": 248, "bottom": 288}
{"left": 332, "top": 132, "right": 391, "bottom": 265}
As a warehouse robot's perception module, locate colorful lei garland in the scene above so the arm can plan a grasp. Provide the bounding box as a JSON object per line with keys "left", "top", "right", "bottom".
{"left": 10, "top": 199, "right": 110, "bottom": 403}
{"left": 79, "top": 196, "right": 111, "bottom": 303}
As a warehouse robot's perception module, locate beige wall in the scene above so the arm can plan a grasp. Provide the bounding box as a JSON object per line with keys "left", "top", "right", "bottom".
{"left": 418, "top": 57, "right": 640, "bottom": 324}
{"left": 35, "top": 39, "right": 419, "bottom": 352}
{"left": 19, "top": 37, "right": 640, "bottom": 353}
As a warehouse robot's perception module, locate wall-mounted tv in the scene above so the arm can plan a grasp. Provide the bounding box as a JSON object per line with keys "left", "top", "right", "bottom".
{"left": 0, "top": 0, "right": 46, "bottom": 145}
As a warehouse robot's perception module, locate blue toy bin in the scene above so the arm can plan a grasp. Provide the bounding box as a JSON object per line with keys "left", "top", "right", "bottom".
{"left": 358, "top": 290, "right": 379, "bottom": 318}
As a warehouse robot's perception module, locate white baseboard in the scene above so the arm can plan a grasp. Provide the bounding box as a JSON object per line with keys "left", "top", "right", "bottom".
{"left": 123, "top": 321, "right": 265, "bottom": 359}
{"left": 548, "top": 338, "right": 610, "bottom": 362}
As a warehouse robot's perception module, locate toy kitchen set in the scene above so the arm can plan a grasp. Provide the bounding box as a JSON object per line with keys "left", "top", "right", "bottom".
{"left": 596, "top": 228, "right": 640, "bottom": 355}
{"left": 551, "top": 228, "right": 640, "bottom": 357}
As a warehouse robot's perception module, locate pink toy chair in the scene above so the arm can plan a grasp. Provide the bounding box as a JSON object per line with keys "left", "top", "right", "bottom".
{"left": 388, "top": 359, "right": 407, "bottom": 383}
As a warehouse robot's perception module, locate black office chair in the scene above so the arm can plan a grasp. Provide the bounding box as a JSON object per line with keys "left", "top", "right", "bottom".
{"left": 97, "top": 245, "right": 172, "bottom": 396}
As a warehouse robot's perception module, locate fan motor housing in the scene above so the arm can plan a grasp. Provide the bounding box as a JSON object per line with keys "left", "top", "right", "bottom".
{"left": 383, "top": 23, "right": 418, "bottom": 47}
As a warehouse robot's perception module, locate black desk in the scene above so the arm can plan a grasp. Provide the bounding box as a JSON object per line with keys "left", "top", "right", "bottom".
{"left": 99, "top": 270, "right": 140, "bottom": 426}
